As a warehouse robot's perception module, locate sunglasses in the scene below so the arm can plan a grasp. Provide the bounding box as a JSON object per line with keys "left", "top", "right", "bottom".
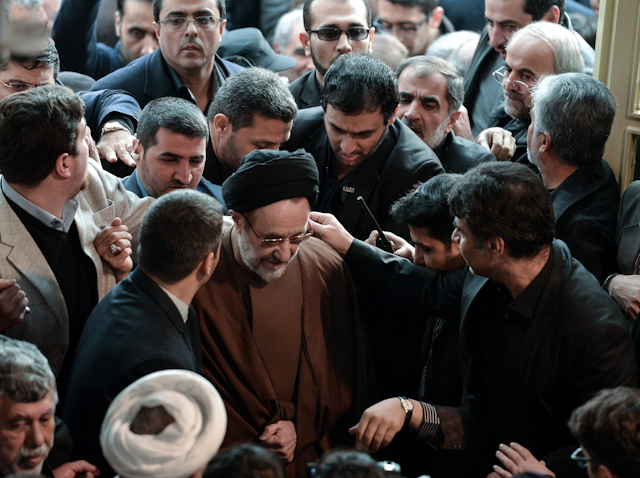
{"left": 307, "top": 27, "right": 370, "bottom": 41}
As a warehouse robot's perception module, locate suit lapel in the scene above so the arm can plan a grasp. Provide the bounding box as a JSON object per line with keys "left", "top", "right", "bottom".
{"left": 144, "top": 49, "right": 180, "bottom": 100}
{"left": 0, "top": 193, "right": 67, "bottom": 324}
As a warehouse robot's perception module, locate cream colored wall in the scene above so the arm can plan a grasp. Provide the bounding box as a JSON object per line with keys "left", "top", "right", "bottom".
{"left": 596, "top": 0, "right": 640, "bottom": 192}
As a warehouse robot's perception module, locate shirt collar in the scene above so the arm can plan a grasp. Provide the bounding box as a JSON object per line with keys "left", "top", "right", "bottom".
{"left": 159, "top": 285, "right": 190, "bottom": 323}
{"left": 135, "top": 171, "right": 151, "bottom": 198}
{"left": 1, "top": 177, "right": 78, "bottom": 233}
{"left": 164, "top": 56, "right": 223, "bottom": 115}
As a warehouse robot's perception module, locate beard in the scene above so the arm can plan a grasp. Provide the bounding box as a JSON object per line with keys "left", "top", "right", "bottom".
{"left": 237, "top": 227, "right": 298, "bottom": 283}
{"left": 503, "top": 91, "right": 531, "bottom": 120}
{"left": 401, "top": 116, "right": 448, "bottom": 150}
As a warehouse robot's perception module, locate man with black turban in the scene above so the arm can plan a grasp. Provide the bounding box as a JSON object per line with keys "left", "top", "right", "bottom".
{"left": 192, "top": 149, "right": 369, "bottom": 478}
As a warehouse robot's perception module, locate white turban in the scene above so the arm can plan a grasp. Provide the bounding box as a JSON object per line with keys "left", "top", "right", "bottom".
{"left": 100, "top": 370, "right": 227, "bottom": 478}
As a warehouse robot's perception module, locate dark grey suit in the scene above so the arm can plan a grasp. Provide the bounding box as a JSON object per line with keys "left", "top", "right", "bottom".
{"left": 62, "top": 267, "right": 201, "bottom": 478}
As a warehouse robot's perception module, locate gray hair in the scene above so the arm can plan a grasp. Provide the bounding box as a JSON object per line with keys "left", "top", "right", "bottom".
{"left": 209, "top": 67, "right": 297, "bottom": 130}
{"left": 0, "top": 337, "right": 58, "bottom": 406}
{"left": 508, "top": 21, "right": 584, "bottom": 75}
{"left": 8, "top": 0, "right": 43, "bottom": 10}
{"left": 272, "top": 6, "right": 303, "bottom": 50}
{"left": 532, "top": 73, "right": 616, "bottom": 168}
{"left": 396, "top": 55, "right": 464, "bottom": 115}
{"left": 425, "top": 30, "right": 479, "bottom": 78}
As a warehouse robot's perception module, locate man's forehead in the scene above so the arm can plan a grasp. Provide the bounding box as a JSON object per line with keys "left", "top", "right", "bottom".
{"left": 485, "top": 0, "right": 529, "bottom": 22}
{"left": 1, "top": 62, "right": 55, "bottom": 84}
{"left": 121, "top": 0, "right": 154, "bottom": 17}
{"left": 325, "top": 104, "right": 385, "bottom": 130}
{"left": 505, "top": 34, "right": 555, "bottom": 75}
{"left": 310, "top": 0, "right": 369, "bottom": 27}
{"left": 0, "top": 394, "right": 54, "bottom": 421}
{"left": 399, "top": 68, "right": 448, "bottom": 101}
{"left": 160, "top": 0, "right": 220, "bottom": 16}
{"left": 378, "top": 0, "right": 424, "bottom": 19}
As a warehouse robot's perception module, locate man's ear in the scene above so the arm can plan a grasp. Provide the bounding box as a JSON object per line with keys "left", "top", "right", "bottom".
{"left": 387, "top": 105, "right": 400, "bottom": 126}
{"left": 428, "top": 6, "right": 444, "bottom": 29}
{"left": 593, "top": 463, "right": 615, "bottom": 478}
{"left": 445, "top": 110, "right": 462, "bottom": 134}
{"left": 213, "top": 114, "right": 232, "bottom": 138}
{"left": 53, "top": 152, "right": 72, "bottom": 180}
{"left": 487, "top": 236, "right": 505, "bottom": 257}
{"left": 197, "top": 249, "right": 219, "bottom": 281}
{"left": 537, "top": 132, "right": 552, "bottom": 155}
{"left": 114, "top": 11, "right": 122, "bottom": 38}
{"left": 133, "top": 141, "right": 143, "bottom": 166}
{"left": 153, "top": 21, "right": 161, "bottom": 41}
{"left": 301, "top": 31, "right": 311, "bottom": 57}
{"left": 229, "top": 210, "right": 243, "bottom": 230}
{"left": 542, "top": 5, "right": 561, "bottom": 23}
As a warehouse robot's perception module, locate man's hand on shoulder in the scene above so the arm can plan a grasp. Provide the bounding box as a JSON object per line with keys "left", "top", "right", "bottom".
{"left": 309, "top": 212, "right": 354, "bottom": 257}
{"left": 608, "top": 274, "right": 640, "bottom": 319}
{"left": 97, "top": 128, "right": 138, "bottom": 167}
{"left": 0, "top": 279, "right": 29, "bottom": 330}
{"left": 94, "top": 217, "right": 133, "bottom": 282}
{"left": 476, "top": 128, "right": 516, "bottom": 162}
{"left": 259, "top": 420, "right": 297, "bottom": 463}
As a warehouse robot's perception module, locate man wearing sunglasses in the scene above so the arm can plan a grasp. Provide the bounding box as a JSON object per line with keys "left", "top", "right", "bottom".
{"left": 193, "top": 149, "right": 368, "bottom": 477}
{"left": 289, "top": 0, "right": 374, "bottom": 109}
{"left": 376, "top": 0, "right": 453, "bottom": 57}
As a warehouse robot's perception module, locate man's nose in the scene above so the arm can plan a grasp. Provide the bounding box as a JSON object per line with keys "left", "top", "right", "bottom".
{"left": 340, "top": 136, "right": 357, "bottom": 155}
{"left": 26, "top": 423, "right": 46, "bottom": 447}
{"left": 174, "top": 164, "right": 193, "bottom": 184}
{"left": 273, "top": 242, "right": 294, "bottom": 263}
{"left": 402, "top": 100, "right": 421, "bottom": 120}
{"left": 336, "top": 31, "right": 353, "bottom": 53}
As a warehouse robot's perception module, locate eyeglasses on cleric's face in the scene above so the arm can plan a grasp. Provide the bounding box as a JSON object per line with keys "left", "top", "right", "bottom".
{"left": 307, "top": 27, "right": 370, "bottom": 41}
{"left": 0, "top": 80, "right": 39, "bottom": 92}
{"left": 157, "top": 15, "right": 221, "bottom": 31}
{"left": 242, "top": 214, "right": 313, "bottom": 248}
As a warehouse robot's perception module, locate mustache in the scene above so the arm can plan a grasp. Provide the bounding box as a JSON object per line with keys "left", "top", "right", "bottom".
{"left": 401, "top": 117, "right": 424, "bottom": 136}
{"left": 17, "top": 443, "right": 50, "bottom": 463}
{"left": 180, "top": 38, "right": 204, "bottom": 48}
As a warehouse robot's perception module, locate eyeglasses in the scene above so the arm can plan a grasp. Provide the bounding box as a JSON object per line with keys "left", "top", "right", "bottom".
{"left": 376, "top": 17, "right": 428, "bottom": 38}
{"left": 0, "top": 80, "right": 39, "bottom": 92}
{"left": 307, "top": 27, "right": 370, "bottom": 41}
{"left": 157, "top": 16, "right": 221, "bottom": 32}
{"left": 492, "top": 66, "right": 531, "bottom": 93}
{"left": 242, "top": 214, "right": 313, "bottom": 248}
{"left": 570, "top": 448, "right": 592, "bottom": 469}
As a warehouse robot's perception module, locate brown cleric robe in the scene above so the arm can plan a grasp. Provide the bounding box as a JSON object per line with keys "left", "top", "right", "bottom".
{"left": 194, "top": 227, "right": 369, "bottom": 478}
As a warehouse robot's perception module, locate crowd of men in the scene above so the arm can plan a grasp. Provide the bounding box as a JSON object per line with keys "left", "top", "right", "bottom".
{"left": 0, "top": 0, "right": 639, "bottom": 477}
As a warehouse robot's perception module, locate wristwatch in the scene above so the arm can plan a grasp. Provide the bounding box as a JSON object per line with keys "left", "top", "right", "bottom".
{"left": 398, "top": 396, "right": 413, "bottom": 427}
{"left": 100, "top": 121, "right": 131, "bottom": 139}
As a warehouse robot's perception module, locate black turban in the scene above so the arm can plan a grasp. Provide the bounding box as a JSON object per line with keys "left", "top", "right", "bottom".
{"left": 222, "top": 149, "right": 319, "bottom": 213}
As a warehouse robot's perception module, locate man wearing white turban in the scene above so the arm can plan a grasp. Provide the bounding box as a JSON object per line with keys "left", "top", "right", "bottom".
{"left": 101, "top": 369, "right": 227, "bottom": 478}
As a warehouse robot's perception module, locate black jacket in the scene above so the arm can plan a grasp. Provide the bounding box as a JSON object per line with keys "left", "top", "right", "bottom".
{"left": 62, "top": 267, "right": 202, "bottom": 478}
{"left": 284, "top": 106, "right": 444, "bottom": 240}
{"left": 288, "top": 69, "right": 321, "bottom": 110}
{"left": 345, "top": 239, "right": 636, "bottom": 478}
{"left": 551, "top": 160, "right": 619, "bottom": 283}
{"left": 433, "top": 131, "right": 495, "bottom": 173}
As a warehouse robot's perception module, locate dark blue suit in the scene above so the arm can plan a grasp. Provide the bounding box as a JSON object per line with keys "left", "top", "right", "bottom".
{"left": 91, "top": 48, "right": 243, "bottom": 110}
{"left": 62, "top": 267, "right": 202, "bottom": 478}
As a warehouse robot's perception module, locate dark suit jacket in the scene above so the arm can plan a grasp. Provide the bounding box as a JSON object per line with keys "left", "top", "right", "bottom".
{"left": 91, "top": 48, "right": 243, "bottom": 110}
{"left": 345, "top": 239, "right": 636, "bottom": 478}
{"left": 283, "top": 106, "right": 445, "bottom": 240}
{"left": 122, "top": 169, "right": 228, "bottom": 213}
{"left": 551, "top": 160, "right": 619, "bottom": 283}
{"left": 288, "top": 69, "right": 321, "bottom": 110}
{"left": 62, "top": 267, "right": 202, "bottom": 478}
{"left": 434, "top": 131, "right": 495, "bottom": 173}
{"left": 615, "top": 180, "right": 640, "bottom": 371}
